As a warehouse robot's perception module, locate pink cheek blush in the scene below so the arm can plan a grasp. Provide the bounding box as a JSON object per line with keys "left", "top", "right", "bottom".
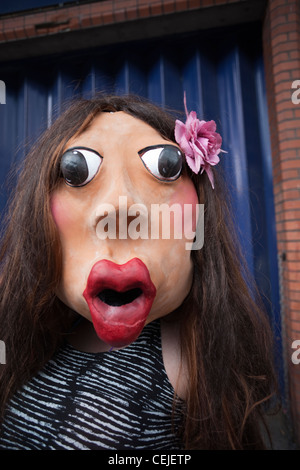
{"left": 50, "top": 194, "right": 65, "bottom": 229}
{"left": 50, "top": 193, "right": 91, "bottom": 251}
{"left": 169, "top": 179, "right": 199, "bottom": 239}
{"left": 50, "top": 193, "right": 75, "bottom": 232}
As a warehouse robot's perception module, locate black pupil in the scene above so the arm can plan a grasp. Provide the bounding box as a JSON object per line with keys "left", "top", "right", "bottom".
{"left": 61, "top": 150, "right": 88, "bottom": 185}
{"left": 98, "top": 288, "right": 142, "bottom": 307}
{"left": 158, "top": 147, "right": 182, "bottom": 178}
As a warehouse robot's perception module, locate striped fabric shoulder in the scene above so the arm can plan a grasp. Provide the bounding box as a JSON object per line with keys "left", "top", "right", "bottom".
{"left": 0, "top": 320, "right": 185, "bottom": 450}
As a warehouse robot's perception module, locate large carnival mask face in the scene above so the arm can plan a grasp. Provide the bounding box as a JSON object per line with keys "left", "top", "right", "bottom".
{"left": 51, "top": 111, "right": 199, "bottom": 348}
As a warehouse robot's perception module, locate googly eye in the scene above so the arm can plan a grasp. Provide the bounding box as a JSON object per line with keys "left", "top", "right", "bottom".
{"left": 60, "top": 147, "right": 103, "bottom": 187}
{"left": 138, "top": 145, "right": 183, "bottom": 181}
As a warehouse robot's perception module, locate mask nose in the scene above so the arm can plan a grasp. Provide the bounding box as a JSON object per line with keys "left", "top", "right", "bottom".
{"left": 95, "top": 196, "right": 147, "bottom": 240}
{"left": 93, "top": 172, "right": 150, "bottom": 242}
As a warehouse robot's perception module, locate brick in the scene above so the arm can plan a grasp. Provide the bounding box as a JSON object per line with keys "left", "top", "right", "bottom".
{"left": 280, "top": 130, "right": 298, "bottom": 141}
{"left": 275, "top": 82, "right": 296, "bottom": 99}
{"left": 138, "top": 4, "right": 150, "bottom": 17}
{"left": 68, "top": 16, "right": 81, "bottom": 30}
{"left": 281, "top": 160, "right": 300, "bottom": 170}
{"left": 116, "top": 0, "right": 137, "bottom": 8}
{"left": 23, "top": 23, "right": 36, "bottom": 38}
{"left": 126, "top": 8, "right": 139, "bottom": 20}
{"left": 189, "top": 0, "right": 202, "bottom": 7}
{"left": 284, "top": 270, "right": 300, "bottom": 283}
{"left": 274, "top": 71, "right": 292, "bottom": 85}
{"left": 113, "top": 9, "right": 127, "bottom": 22}
{"left": 283, "top": 278, "right": 300, "bottom": 293}
{"left": 280, "top": 139, "right": 300, "bottom": 151}
{"left": 272, "top": 23, "right": 297, "bottom": 36}
{"left": 293, "top": 108, "right": 300, "bottom": 118}
{"left": 269, "top": 0, "right": 290, "bottom": 10}
{"left": 283, "top": 200, "right": 300, "bottom": 212}
{"left": 2, "top": 29, "right": 16, "bottom": 41}
{"left": 288, "top": 289, "right": 300, "bottom": 300}
{"left": 90, "top": 14, "right": 103, "bottom": 26}
{"left": 290, "top": 301, "right": 300, "bottom": 311}
{"left": 80, "top": 15, "right": 92, "bottom": 28}
{"left": 283, "top": 217, "right": 300, "bottom": 229}
{"left": 278, "top": 109, "right": 294, "bottom": 121}
{"left": 282, "top": 169, "right": 300, "bottom": 179}
{"left": 271, "top": 33, "right": 288, "bottom": 48}
{"left": 273, "top": 51, "right": 290, "bottom": 65}
{"left": 102, "top": 11, "right": 114, "bottom": 24}
{"left": 282, "top": 189, "right": 300, "bottom": 201}
{"left": 272, "top": 4, "right": 296, "bottom": 16}
{"left": 290, "top": 311, "right": 300, "bottom": 325}
{"left": 279, "top": 229, "right": 300, "bottom": 241}
{"left": 201, "top": 0, "right": 215, "bottom": 6}
{"left": 288, "top": 319, "right": 300, "bottom": 334}
{"left": 274, "top": 41, "right": 300, "bottom": 55}
{"left": 285, "top": 209, "right": 300, "bottom": 219}
{"left": 288, "top": 31, "right": 300, "bottom": 41}
{"left": 286, "top": 251, "right": 300, "bottom": 263}
{"left": 290, "top": 52, "right": 300, "bottom": 63}
{"left": 277, "top": 100, "right": 296, "bottom": 113}
{"left": 175, "top": 0, "right": 188, "bottom": 12}
{"left": 163, "top": 1, "right": 176, "bottom": 13}
{"left": 90, "top": 2, "right": 106, "bottom": 15}
{"left": 91, "top": 1, "right": 113, "bottom": 14}
{"left": 274, "top": 60, "right": 300, "bottom": 75}
{"left": 150, "top": 3, "right": 163, "bottom": 15}
{"left": 270, "top": 13, "right": 288, "bottom": 28}
{"left": 288, "top": 12, "right": 299, "bottom": 22}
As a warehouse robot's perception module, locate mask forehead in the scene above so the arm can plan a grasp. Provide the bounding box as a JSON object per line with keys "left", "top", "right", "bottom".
{"left": 65, "top": 111, "right": 173, "bottom": 152}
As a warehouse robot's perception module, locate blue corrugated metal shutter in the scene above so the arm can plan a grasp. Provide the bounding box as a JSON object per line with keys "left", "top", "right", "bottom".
{"left": 0, "top": 26, "right": 283, "bottom": 390}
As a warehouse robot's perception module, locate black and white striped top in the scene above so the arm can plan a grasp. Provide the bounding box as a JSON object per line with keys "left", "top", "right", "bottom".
{"left": 0, "top": 320, "right": 185, "bottom": 450}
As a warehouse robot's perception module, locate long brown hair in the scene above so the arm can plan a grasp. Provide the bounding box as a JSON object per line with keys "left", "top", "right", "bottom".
{"left": 0, "top": 94, "right": 277, "bottom": 449}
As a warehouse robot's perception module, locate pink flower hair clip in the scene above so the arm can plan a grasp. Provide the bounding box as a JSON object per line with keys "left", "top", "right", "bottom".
{"left": 174, "top": 93, "right": 226, "bottom": 189}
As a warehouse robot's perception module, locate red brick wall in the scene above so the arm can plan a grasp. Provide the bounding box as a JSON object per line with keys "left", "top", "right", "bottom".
{"left": 263, "top": 0, "right": 300, "bottom": 443}
{"left": 0, "top": 0, "right": 253, "bottom": 43}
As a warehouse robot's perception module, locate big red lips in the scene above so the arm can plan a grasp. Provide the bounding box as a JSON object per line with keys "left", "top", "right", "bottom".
{"left": 83, "top": 258, "right": 156, "bottom": 348}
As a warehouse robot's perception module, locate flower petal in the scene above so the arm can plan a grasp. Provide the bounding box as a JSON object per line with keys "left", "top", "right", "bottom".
{"left": 174, "top": 120, "right": 187, "bottom": 142}
{"left": 186, "top": 155, "right": 199, "bottom": 173}
{"left": 206, "top": 152, "right": 220, "bottom": 166}
{"left": 195, "top": 137, "right": 209, "bottom": 158}
{"left": 180, "top": 134, "right": 194, "bottom": 157}
{"left": 174, "top": 94, "right": 225, "bottom": 188}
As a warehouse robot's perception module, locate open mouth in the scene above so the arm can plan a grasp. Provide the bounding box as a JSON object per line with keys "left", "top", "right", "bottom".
{"left": 83, "top": 258, "right": 156, "bottom": 348}
{"left": 98, "top": 288, "right": 143, "bottom": 307}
